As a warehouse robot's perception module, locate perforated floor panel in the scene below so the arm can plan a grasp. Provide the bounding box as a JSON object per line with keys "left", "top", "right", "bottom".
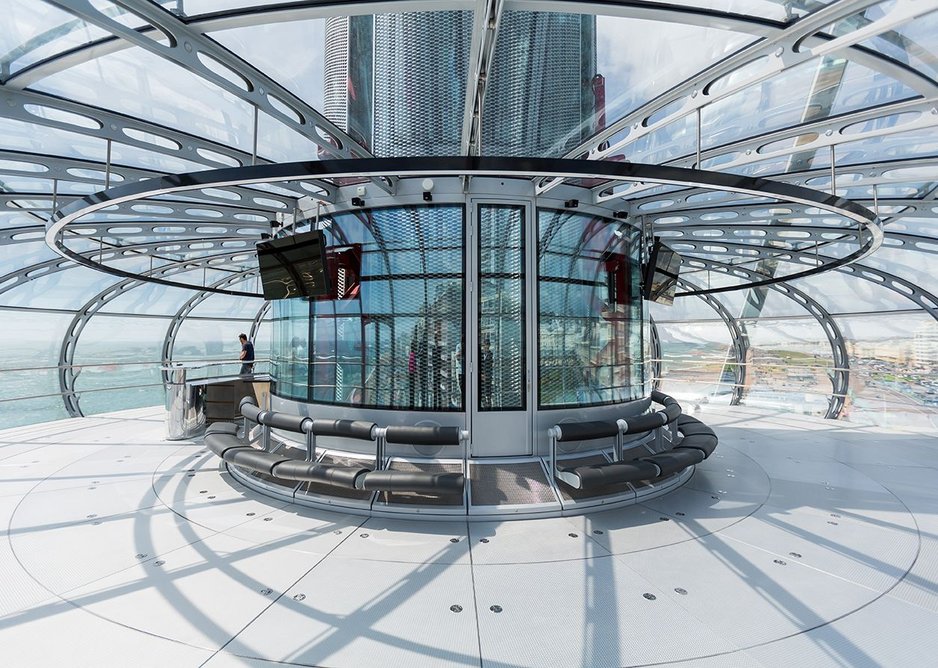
{"left": 469, "top": 461, "right": 557, "bottom": 506}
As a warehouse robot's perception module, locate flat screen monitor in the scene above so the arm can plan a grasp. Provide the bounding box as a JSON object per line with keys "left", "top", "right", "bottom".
{"left": 256, "top": 230, "right": 332, "bottom": 300}
{"left": 642, "top": 239, "right": 682, "bottom": 306}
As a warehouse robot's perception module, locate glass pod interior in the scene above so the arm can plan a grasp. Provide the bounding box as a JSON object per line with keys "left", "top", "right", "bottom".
{"left": 268, "top": 177, "right": 647, "bottom": 460}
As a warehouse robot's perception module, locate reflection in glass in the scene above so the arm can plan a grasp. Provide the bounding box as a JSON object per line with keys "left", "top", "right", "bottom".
{"left": 271, "top": 205, "right": 464, "bottom": 409}
{"left": 537, "top": 209, "right": 642, "bottom": 408}
{"left": 478, "top": 205, "right": 524, "bottom": 411}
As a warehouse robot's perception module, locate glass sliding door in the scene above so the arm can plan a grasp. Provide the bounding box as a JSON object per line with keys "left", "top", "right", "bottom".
{"left": 470, "top": 203, "right": 532, "bottom": 456}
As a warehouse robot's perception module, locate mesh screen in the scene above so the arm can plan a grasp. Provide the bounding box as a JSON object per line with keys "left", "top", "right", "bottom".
{"left": 482, "top": 12, "right": 596, "bottom": 157}
{"left": 470, "top": 462, "right": 556, "bottom": 506}
{"left": 373, "top": 12, "right": 472, "bottom": 156}
{"left": 479, "top": 204, "right": 524, "bottom": 410}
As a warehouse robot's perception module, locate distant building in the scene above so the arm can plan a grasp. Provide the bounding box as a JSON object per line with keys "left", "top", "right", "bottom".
{"left": 914, "top": 321, "right": 938, "bottom": 369}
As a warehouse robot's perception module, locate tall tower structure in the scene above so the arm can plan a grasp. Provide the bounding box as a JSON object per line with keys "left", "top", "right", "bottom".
{"left": 324, "top": 10, "right": 597, "bottom": 156}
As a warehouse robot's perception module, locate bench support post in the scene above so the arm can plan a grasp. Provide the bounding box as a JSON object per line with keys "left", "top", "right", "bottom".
{"left": 305, "top": 430, "right": 317, "bottom": 462}
{"left": 548, "top": 426, "right": 561, "bottom": 481}
{"left": 615, "top": 419, "right": 627, "bottom": 461}
{"left": 374, "top": 427, "right": 387, "bottom": 471}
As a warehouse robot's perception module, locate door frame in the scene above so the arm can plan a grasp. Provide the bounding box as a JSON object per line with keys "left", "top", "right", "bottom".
{"left": 467, "top": 197, "right": 536, "bottom": 458}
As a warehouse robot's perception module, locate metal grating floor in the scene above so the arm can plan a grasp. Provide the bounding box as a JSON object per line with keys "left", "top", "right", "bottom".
{"left": 469, "top": 461, "right": 557, "bottom": 506}
{"left": 3, "top": 405, "right": 938, "bottom": 667}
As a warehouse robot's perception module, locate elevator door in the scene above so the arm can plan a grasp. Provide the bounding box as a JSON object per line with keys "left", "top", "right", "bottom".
{"left": 469, "top": 202, "right": 533, "bottom": 457}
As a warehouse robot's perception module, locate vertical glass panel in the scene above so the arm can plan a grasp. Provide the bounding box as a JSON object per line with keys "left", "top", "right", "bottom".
{"left": 273, "top": 205, "right": 464, "bottom": 409}
{"left": 743, "top": 317, "right": 834, "bottom": 416}
{"left": 271, "top": 297, "right": 309, "bottom": 401}
{"left": 0, "top": 395, "right": 70, "bottom": 430}
{"left": 0, "top": 308, "right": 75, "bottom": 428}
{"left": 838, "top": 312, "right": 938, "bottom": 429}
{"left": 538, "top": 210, "right": 641, "bottom": 408}
{"left": 654, "top": 319, "right": 736, "bottom": 403}
{"left": 171, "top": 317, "right": 259, "bottom": 379}
{"left": 71, "top": 314, "right": 170, "bottom": 417}
{"left": 478, "top": 204, "right": 524, "bottom": 411}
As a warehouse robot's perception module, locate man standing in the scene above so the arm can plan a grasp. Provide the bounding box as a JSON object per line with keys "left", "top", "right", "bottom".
{"left": 238, "top": 333, "right": 255, "bottom": 375}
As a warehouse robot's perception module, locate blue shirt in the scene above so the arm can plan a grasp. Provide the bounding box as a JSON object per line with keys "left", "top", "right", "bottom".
{"left": 242, "top": 341, "right": 255, "bottom": 361}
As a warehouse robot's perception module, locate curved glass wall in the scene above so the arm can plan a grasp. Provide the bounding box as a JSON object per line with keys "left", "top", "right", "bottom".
{"left": 270, "top": 201, "right": 644, "bottom": 416}
{"left": 537, "top": 209, "right": 642, "bottom": 407}
{"left": 271, "top": 204, "right": 465, "bottom": 410}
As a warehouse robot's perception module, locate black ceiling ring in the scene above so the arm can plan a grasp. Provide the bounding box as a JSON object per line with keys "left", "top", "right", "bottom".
{"left": 47, "top": 157, "right": 881, "bottom": 297}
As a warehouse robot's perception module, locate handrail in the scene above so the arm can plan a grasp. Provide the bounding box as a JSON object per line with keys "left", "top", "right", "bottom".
{"left": 0, "top": 381, "right": 166, "bottom": 403}
{"left": 1, "top": 358, "right": 270, "bottom": 374}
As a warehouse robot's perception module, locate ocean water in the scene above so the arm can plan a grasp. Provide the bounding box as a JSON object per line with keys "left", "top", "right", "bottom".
{"left": 0, "top": 340, "right": 257, "bottom": 430}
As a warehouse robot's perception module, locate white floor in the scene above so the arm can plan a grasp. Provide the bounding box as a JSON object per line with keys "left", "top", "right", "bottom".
{"left": 1, "top": 405, "right": 937, "bottom": 667}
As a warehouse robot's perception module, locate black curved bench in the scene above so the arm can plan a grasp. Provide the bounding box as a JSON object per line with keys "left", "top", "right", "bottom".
{"left": 356, "top": 424, "right": 467, "bottom": 494}
{"left": 672, "top": 414, "right": 718, "bottom": 458}
{"left": 552, "top": 392, "right": 717, "bottom": 491}
{"left": 209, "top": 398, "right": 468, "bottom": 495}
{"left": 205, "top": 430, "right": 371, "bottom": 486}
{"left": 205, "top": 398, "right": 377, "bottom": 489}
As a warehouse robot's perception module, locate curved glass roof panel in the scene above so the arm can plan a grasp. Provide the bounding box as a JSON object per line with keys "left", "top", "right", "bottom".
{"left": 97, "top": 283, "right": 196, "bottom": 316}
{"left": 0, "top": 117, "right": 108, "bottom": 162}
{"left": 181, "top": 0, "right": 300, "bottom": 15}
{"left": 887, "top": 217, "right": 938, "bottom": 237}
{"left": 188, "top": 292, "right": 264, "bottom": 319}
{"left": 832, "top": 127, "right": 938, "bottom": 166}
{"left": 486, "top": 11, "right": 757, "bottom": 157}
{"left": 0, "top": 1, "right": 111, "bottom": 75}
{"left": 0, "top": 266, "right": 122, "bottom": 309}
{"left": 0, "top": 240, "right": 59, "bottom": 275}
{"left": 108, "top": 143, "right": 209, "bottom": 173}
{"left": 593, "top": 14, "right": 758, "bottom": 136}
{"left": 256, "top": 111, "right": 322, "bottom": 162}
{"left": 604, "top": 1, "right": 809, "bottom": 24}
{"left": 210, "top": 19, "right": 326, "bottom": 111}
{"left": 33, "top": 47, "right": 255, "bottom": 152}
{"left": 790, "top": 272, "right": 916, "bottom": 314}
{"left": 701, "top": 59, "right": 918, "bottom": 151}
{"left": 650, "top": 294, "right": 723, "bottom": 322}
{"left": 861, "top": 246, "right": 938, "bottom": 295}
{"left": 846, "top": 6, "right": 938, "bottom": 84}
